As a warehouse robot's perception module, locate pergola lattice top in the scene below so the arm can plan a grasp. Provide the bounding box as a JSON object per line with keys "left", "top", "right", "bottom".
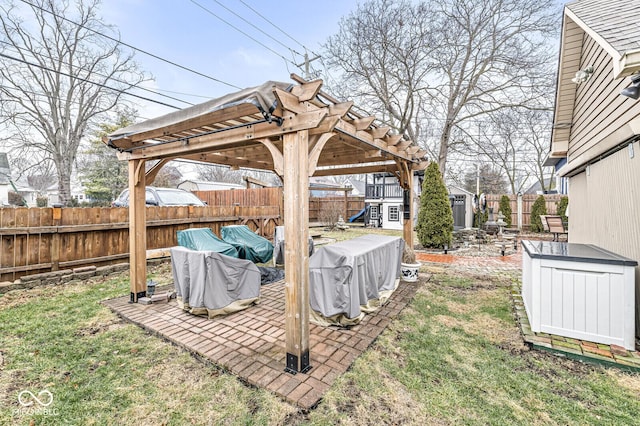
{"left": 105, "top": 77, "right": 427, "bottom": 177}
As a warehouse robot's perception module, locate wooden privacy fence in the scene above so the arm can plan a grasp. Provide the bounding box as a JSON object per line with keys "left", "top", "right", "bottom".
{"left": 485, "top": 194, "right": 566, "bottom": 228}
{"left": 0, "top": 205, "right": 281, "bottom": 282}
{"left": 309, "top": 196, "right": 365, "bottom": 224}
{"left": 196, "top": 187, "right": 365, "bottom": 224}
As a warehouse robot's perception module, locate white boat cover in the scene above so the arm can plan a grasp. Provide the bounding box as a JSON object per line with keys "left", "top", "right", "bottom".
{"left": 309, "top": 235, "right": 404, "bottom": 326}
{"left": 170, "top": 246, "right": 260, "bottom": 318}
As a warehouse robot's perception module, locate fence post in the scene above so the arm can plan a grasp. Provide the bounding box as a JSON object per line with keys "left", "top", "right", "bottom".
{"left": 517, "top": 192, "right": 523, "bottom": 230}
{"left": 51, "top": 205, "right": 62, "bottom": 271}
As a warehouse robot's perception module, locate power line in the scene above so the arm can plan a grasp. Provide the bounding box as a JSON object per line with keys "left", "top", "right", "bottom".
{"left": 0, "top": 84, "right": 153, "bottom": 120}
{"left": 17, "top": 0, "right": 242, "bottom": 90}
{"left": 0, "top": 40, "right": 195, "bottom": 107}
{"left": 0, "top": 51, "right": 182, "bottom": 109}
{"left": 208, "top": 0, "right": 303, "bottom": 56}
{"left": 188, "top": 0, "right": 294, "bottom": 66}
{"left": 235, "top": 0, "right": 329, "bottom": 80}
{"left": 236, "top": 0, "right": 308, "bottom": 53}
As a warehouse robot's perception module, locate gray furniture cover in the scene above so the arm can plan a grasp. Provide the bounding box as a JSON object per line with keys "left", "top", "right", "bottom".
{"left": 309, "top": 234, "right": 404, "bottom": 326}
{"left": 273, "top": 225, "right": 314, "bottom": 265}
{"left": 170, "top": 246, "right": 260, "bottom": 318}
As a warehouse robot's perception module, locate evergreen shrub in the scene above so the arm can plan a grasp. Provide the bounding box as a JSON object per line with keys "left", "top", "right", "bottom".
{"left": 530, "top": 195, "right": 547, "bottom": 232}
{"left": 416, "top": 162, "right": 453, "bottom": 248}
{"left": 499, "top": 195, "right": 512, "bottom": 226}
{"left": 556, "top": 196, "right": 568, "bottom": 226}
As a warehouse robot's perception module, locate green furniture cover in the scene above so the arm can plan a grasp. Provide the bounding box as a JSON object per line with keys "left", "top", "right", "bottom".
{"left": 177, "top": 228, "right": 238, "bottom": 258}
{"left": 221, "top": 225, "right": 274, "bottom": 263}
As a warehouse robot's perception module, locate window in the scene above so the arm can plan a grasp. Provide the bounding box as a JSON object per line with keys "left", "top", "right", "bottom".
{"left": 388, "top": 205, "right": 399, "bottom": 221}
{"left": 370, "top": 205, "right": 378, "bottom": 219}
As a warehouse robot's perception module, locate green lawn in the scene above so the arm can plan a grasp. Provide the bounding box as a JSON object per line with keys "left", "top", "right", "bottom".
{"left": 1, "top": 229, "right": 638, "bottom": 425}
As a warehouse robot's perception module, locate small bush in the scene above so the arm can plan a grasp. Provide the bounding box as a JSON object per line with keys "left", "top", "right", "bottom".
{"left": 473, "top": 210, "right": 488, "bottom": 228}
{"left": 556, "top": 196, "right": 568, "bottom": 226}
{"left": 36, "top": 196, "right": 48, "bottom": 207}
{"left": 319, "top": 200, "right": 343, "bottom": 230}
{"left": 530, "top": 195, "right": 547, "bottom": 232}
{"left": 499, "top": 195, "right": 512, "bottom": 226}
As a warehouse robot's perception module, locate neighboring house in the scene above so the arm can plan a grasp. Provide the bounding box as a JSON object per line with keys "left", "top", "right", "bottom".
{"left": 523, "top": 178, "right": 558, "bottom": 195}
{"left": 178, "top": 180, "right": 245, "bottom": 192}
{"left": 364, "top": 172, "right": 422, "bottom": 231}
{"left": 12, "top": 178, "right": 38, "bottom": 206}
{"left": 447, "top": 186, "right": 474, "bottom": 229}
{"left": 342, "top": 177, "right": 366, "bottom": 196}
{"left": 45, "top": 181, "right": 94, "bottom": 205}
{"left": 308, "top": 177, "right": 349, "bottom": 197}
{"left": 545, "top": 0, "right": 640, "bottom": 332}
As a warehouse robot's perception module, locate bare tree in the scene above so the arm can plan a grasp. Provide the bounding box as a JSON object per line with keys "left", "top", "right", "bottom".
{"left": 458, "top": 110, "right": 531, "bottom": 194}
{"left": 195, "top": 164, "right": 244, "bottom": 184}
{"left": 522, "top": 110, "right": 556, "bottom": 193}
{"left": 428, "top": 0, "right": 558, "bottom": 177}
{"left": 324, "top": 0, "right": 434, "bottom": 152}
{"left": 324, "top": 0, "right": 559, "bottom": 178}
{"left": 152, "top": 163, "right": 183, "bottom": 188}
{"left": 79, "top": 110, "right": 137, "bottom": 202}
{"left": 0, "top": 0, "right": 145, "bottom": 205}
{"left": 462, "top": 163, "right": 508, "bottom": 195}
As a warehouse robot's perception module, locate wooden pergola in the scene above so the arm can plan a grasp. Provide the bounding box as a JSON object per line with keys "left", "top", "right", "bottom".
{"left": 104, "top": 75, "right": 427, "bottom": 373}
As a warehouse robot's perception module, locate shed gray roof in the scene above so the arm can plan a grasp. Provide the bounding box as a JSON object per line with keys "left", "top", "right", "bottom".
{"left": 567, "top": 0, "right": 640, "bottom": 54}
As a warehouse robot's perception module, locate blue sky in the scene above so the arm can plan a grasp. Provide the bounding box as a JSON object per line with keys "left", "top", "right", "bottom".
{"left": 101, "top": 0, "right": 356, "bottom": 118}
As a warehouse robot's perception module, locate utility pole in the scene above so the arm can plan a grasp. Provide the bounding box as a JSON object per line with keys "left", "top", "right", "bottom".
{"left": 476, "top": 163, "right": 480, "bottom": 196}
{"left": 296, "top": 52, "right": 321, "bottom": 80}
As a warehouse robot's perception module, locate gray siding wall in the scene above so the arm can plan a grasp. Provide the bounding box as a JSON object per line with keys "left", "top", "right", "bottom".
{"left": 568, "top": 34, "right": 640, "bottom": 167}
{"left": 568, "top": 145, "right": 640, "bottom": 335}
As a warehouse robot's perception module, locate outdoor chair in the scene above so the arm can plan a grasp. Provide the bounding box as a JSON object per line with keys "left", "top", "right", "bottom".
{"left": 177, "top": 227, "right": 239, "bottom": 257}
{"left": 539, "top": 215, "right": 550, "bottom": 232}
{"left": 170, "top": 246, "right": 260, "bottom": 318}
{"left": 221, "top": 225, "right": 274, "bottom": 263}
{"left": 544, "top": 215, "right": 568, "bottom": 241}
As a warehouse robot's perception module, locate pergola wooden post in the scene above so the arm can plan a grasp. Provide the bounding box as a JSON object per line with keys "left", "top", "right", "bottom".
{"left": 128, "top": 158, "right": 147, "bottom": 302}
{"left": 283, "top": 130, "right": 311, "bottom": 373}
{"left": 403, "top": 170, "right": 414, "bottom": 250}
{"left": 397, "top": 161, "right": 415, "bottom": 251}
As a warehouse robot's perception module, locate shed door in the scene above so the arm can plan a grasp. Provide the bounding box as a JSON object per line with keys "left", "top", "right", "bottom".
{"left": 452, "top": 195, "right": 466, "bottom": 229}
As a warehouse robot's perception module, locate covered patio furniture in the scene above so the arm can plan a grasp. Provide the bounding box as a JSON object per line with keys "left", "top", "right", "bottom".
{"left": 177, "top": 228, "right": 239, "bottom": 258}
{"left": 221, "top": 225, "right": 274, "bottom": 263}
{"left": 170, "top": 246, "right": 260, "bottom": 318}
{"left": 309, "top": 234, "right": 404, "bottom": 326}
{"left": 273, "top": 225, "right": 314, "bottom": 265}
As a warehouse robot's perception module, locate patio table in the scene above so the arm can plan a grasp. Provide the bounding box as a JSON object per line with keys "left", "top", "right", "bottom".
{"left": 309, "top": 234, "right": 403, "bottom": 323}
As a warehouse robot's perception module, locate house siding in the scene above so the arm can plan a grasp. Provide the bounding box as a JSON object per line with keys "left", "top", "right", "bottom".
{"left": 568, "top": 145, "right": 640, "bottom": 334}
{"left": 568, "top": 34, "right": 640, "bottom": 167}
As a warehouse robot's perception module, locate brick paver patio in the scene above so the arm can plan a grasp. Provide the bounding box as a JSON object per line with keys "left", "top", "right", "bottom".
{"left": 103, "top": 277, "right": 422, "bottom": 409}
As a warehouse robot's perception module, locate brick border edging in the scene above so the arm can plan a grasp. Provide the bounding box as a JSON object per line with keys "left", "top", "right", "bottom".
{"left": 509, "top": 281, "right": 640, "bottom": 373}
{"left": 0, "top": 257, "right": 170, "bottom": 294}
